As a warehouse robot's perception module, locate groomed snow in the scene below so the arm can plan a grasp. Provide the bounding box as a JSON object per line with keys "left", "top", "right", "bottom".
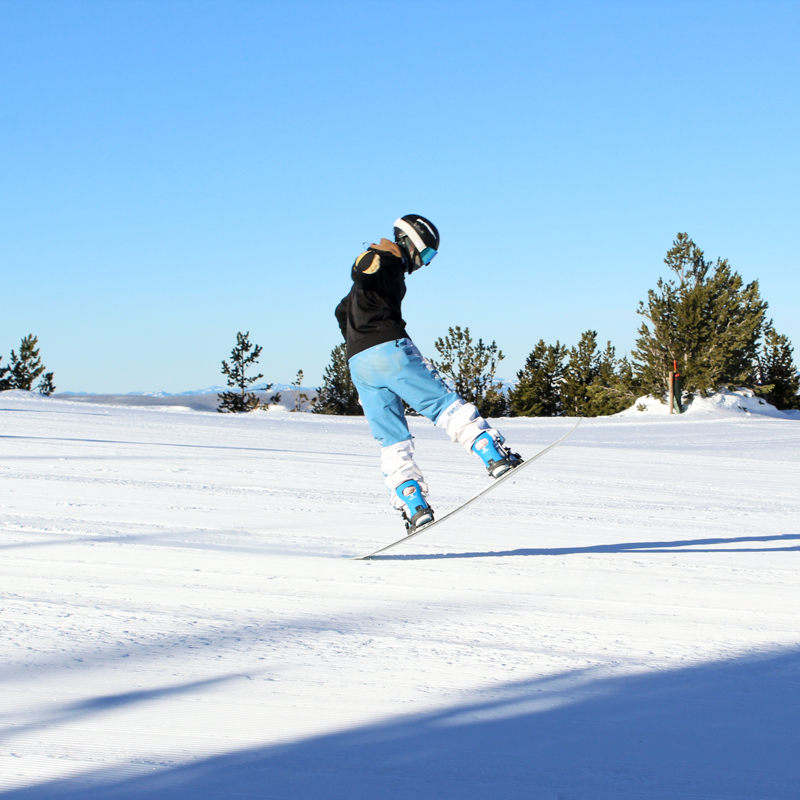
{"left": 1, "top": 391, "right": 799, "bottom": 798}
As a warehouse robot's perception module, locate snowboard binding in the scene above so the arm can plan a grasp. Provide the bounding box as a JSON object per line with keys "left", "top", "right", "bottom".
{"left": 472, "top": 432, "right": 524, "bottom": 479}
{"left": 396, "top": 479, "right": 435, "bottom": 534}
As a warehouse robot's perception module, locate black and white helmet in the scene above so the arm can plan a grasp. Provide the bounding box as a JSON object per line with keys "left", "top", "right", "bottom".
{"left": 393, "top": 214, "right": 440, "bottom": 273}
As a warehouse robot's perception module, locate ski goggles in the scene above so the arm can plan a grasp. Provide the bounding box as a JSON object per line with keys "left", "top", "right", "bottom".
{"left": 419, "top": 246, "right": 438, "bottom": 265}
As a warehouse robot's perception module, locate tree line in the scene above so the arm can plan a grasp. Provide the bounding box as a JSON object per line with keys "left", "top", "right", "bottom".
{"left": 6, "top": 234, "right": 798, "bottom": 415}
{"left": 313, "top": 233, "right": 800, "bottom": 416}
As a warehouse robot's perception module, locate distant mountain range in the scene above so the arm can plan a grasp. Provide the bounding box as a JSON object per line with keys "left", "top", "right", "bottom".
{"left": 60, "top": 383, "right": 313, "bottom": 397}
{"left": 59, "top": 377, "right": 518, "bottom": 398}
{"left": 54, "top": 384, "right": 319, "bottom": 412}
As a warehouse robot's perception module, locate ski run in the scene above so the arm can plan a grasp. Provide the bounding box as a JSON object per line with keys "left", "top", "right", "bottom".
{"left": 1, "top": 389, "right": 799, "bottom": 799}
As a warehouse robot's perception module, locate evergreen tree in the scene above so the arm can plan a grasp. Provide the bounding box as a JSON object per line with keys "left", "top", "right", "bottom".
{"left": 4, "top": 335, "right": 48, "bottom": 391}
{"left": 633, "top": 233, "right": 767, "bottom": 399}
{"left": 217, "top": 331, "right": 266, "bottom": 413}
{"left": 312, "top": 343, "right": 363, "bottom": 415}
{"left": 0, "top": 356, "right": 9, "bottom": 391}
{"left": 37, "top": 372, "right": 56, "bottom": 396}
{"left": 586, "top": 343, "right": 640, "bottom": 416}
{"left": 508, "top": 339, "right": 567, "bottom": 416}
{"left": 511, "top": 334, "right": 637, "bottom": 418}
{"left": 478, "top": 383, "right": 509, "bottom": 418}
{"left": 560, "top": 331, "right": 598, "bottom": 416}
{"left": 752, "top": 324, "right": 800, "bottom": 410}
{"left": 432, "top": 326, "right": 508, "bottom": 417}
{"left": 290, "top": 369, "right": 311, "bottom": 412}
{"left": 266, "top": 388, "right": 282, "bottom": 408}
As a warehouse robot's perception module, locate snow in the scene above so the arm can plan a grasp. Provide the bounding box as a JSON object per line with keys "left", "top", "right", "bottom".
{"left": 1, "top": 390, "right": 799, "bottom": 798}
{"left": 619, "top": 387, "right": 800, "bottom": 420}
{"left": 55, "top": 385, "right": 319, "bottom": 414}
{"left": 684, "top": 388, "right": 800, "bottom": 419}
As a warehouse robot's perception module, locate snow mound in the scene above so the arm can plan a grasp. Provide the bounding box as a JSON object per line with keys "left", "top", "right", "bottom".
{"left": 617, "top": 388, "right": 798, "bottom": 420}
{"left": 685, "top": 388, "right": 789, "bottom": 418}
{"left": 616, "top": 395, "right": 671, "bottom": 417}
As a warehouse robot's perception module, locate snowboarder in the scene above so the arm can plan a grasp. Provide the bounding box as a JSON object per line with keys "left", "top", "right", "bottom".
{"left": 336, "top": 214, "right": 522, "bottom": 534}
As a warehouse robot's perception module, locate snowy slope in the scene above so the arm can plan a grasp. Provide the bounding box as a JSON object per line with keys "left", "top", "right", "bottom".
{"left": 1, "top": 391, "right": 799, "bottom": 798}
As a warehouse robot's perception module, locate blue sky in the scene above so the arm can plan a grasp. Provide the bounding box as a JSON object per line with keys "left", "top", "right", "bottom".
{"left": 1, "top": 0, "right": 798, "bottom": 393}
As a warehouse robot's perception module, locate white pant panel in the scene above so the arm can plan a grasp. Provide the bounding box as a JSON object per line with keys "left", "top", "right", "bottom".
{"left": 436, "top": 400, "right": 499, "bottom": 452}
{"left": 381, "top": 439, "right": 429, "bottom": 510}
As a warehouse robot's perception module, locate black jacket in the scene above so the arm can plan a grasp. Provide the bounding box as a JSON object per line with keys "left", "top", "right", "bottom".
{"left": 336, "top": 240, "right": 409, "bottom": 360}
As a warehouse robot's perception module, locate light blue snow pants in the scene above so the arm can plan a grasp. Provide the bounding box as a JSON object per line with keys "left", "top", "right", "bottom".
{"left": 348, "top": 338, "right": 460, "bottom": 448}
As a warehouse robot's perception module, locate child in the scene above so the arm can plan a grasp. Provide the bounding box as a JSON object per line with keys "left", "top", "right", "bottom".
{"left": 335, "top": 214, "right": 521, "bottom": 532}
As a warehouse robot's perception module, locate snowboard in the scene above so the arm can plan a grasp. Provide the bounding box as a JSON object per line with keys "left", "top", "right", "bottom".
{"left": 355, "top": 418, "right": 582, "bottom": 559}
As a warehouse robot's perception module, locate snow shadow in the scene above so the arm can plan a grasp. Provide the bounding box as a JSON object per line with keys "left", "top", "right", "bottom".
{"left": 378, "top": 531, "right": 800, "bottom": 560}
{"left": 0, "top": 675, "right": 246, "bottom": 745}
{"left": 4, "top": 647, "right": 799, "bottom": 799}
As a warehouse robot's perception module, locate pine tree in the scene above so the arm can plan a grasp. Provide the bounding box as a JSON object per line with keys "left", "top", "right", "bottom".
{"left": 479, "top": 383, "right": 510, "bottom": 418}
{"left": 432, "top": 326, "right": 508, "bottom": 417}
{"left": 561, "top": 330, "right": 602, "bottom": 416}
{"left": 633, "top": 233, "right": 767, "bottom": 399}
{"left": 217, "top": 331, "right": 266, "bottom": 413}
{"left": 508, "top": 340, "right": 567, "bottom": 416}
{"left": 37, "top": 372, "right": 56, "bottom": 396}
{"left": 4, "top": 335, "right": 48, "bottom": 391}
{"left": 290, "top": 369, "right": 311, "bottom": 412}
{"left": 511, "top": 335, "right": 636, "bottom": 418}
{"left": 312, "top": 343, "right": 363, "bottom": 415}
{"left": 0, "top": 356, "right": 9, "bottom": 391}
{"left": 752, "top": 324, "right": 800, "bottom": 410}
{"left": 587, "top": 344, "right": 639, "bottom": 416}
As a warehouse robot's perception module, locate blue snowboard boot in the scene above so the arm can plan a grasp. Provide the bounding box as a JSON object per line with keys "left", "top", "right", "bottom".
{"left": 471, "top": 432, "right": 523, "bottom": 479}
{"left": 396, "top": 479, "right": 434, "bottom": 534}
